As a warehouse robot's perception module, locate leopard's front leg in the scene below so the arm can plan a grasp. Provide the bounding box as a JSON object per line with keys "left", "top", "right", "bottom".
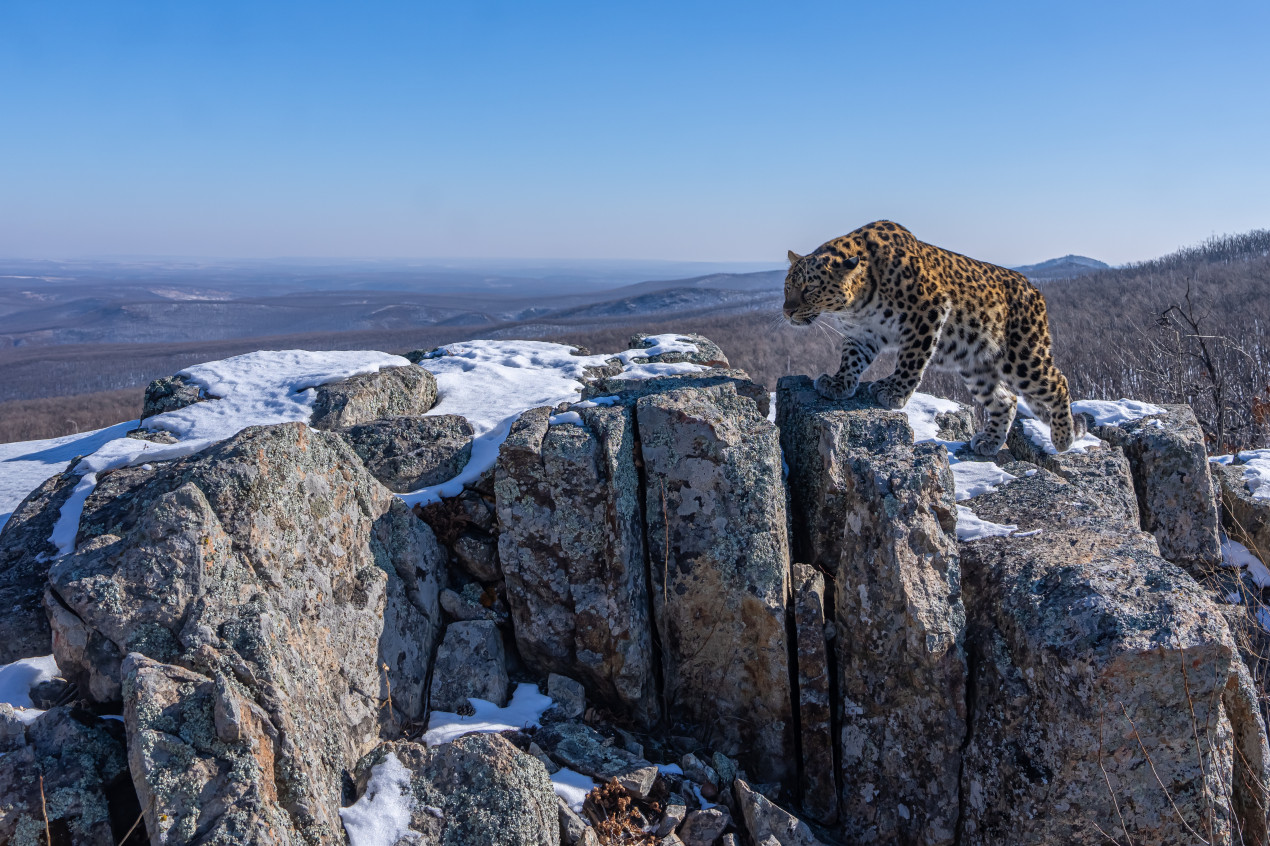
{"left": 869, "top": 307, "right": 949, "bottom": 410}
{"left": 815, "top": 334, "right": 880, "bottom": 401}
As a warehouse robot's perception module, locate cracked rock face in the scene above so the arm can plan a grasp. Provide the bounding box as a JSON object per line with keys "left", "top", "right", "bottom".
{"left": 495, "top": 403, "right": 658, "bottom": 727}
{"left": 777, "top": 376, "right": 965, "bottom": 845}
{"left": 37, "top": 423, "right": 443, "bottom": 845}
{"left": 959, "top": 444, "right": 1270, "bottom": 845}
{"left": 0, "top": 469, "right": 76, "bottom": 663}
{"left": 638, "top": 383, "right": 794, "bottom": 784}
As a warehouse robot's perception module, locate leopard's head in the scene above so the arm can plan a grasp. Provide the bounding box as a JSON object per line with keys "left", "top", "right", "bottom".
{"left": 783, "top": 245, "right": 869, "bottom": 325}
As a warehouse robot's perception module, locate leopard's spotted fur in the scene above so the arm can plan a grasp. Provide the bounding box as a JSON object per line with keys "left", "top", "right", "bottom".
{"left": 784, "top": 220, "right": 1081, "bottom": 455}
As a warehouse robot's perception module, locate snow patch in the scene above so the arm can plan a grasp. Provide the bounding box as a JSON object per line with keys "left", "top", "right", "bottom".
{"left": 1070, "top": 398, "right": 1166, "bottom": 426}
{"left": 1238, "top": 449, "right": 1270, "bottom": 501}
{"left": 1223, "top": 537, "right": 1270, "bottom": 588}
{"left": 956, "top": 505, "right": 1020, "bottom": 541}
{"left": 339, "top": 752, "right": 418, "bottom": 846}
{"left": 767, "top": 392, "right": 777, "bottom": 424}
{"left": 0, "top": 654, "right": 60, "bottom": 725}
{"left": 552, "top": 767, "right": 597, "bottom": 813}
{"left": 1016, "top": 400, "right": 1103, "bottom": 455}
{"left": 949, "top": 459, "right": 1017, "bottom": 502}
{"left": 548, "top": 411, "right": 585, "bottom": 427}
{"left": 421, "top": 683, "right": 553, "bottom": 747}
{"left": 900, "top": 392, "right": 961, "bottom": 444}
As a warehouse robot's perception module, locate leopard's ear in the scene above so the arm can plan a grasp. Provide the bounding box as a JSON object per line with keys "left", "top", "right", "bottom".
{"left": 787, "top": 250, "right": 802, "bottom": 265}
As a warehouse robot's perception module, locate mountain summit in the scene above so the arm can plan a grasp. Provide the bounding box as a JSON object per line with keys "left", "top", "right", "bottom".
{"left": 1012, "top": 254, "right": 1109, "bottom": 281}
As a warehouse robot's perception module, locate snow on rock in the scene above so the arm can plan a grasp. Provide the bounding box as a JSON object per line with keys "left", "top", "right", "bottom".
{"left": 403, "top": 335, "right": 704, "bottom": 507}
{"left": 548, "top": 411, "right": 585, "bottom": 427}
{"left": 0, "top": 653, "right": 59, "bottom": 724}
{"left": 950, "top": 460, "right": 1018, "bottom": 502}
{"left": 901, "top": 391, "right": 1019, "bottom": 502}
{"left": 1070, "top": 398, "right": 1166, "bottom": 426}
{"left": 1016, "top": 399, "right": 1103, "bottom": 455}
{"left": 900, "top": 392, "right": 962, "bottom": 444}
{"left": 0, "top": 421, "right": 138, "bottom": 531}
{"left": 421, "top": 682, "right": 553, "bottom": 747}
{"left": 1223, "top": 536, "right": 1270, "bottom": 588}
{"left": 339, "top": 752, "right": 419, "bottom": 846}
{"left": 956, "top": 505, "right": 1020, "bottom": 541}
{"left": 14, "top": 350, "right": 409, "bottom": 555}
{"left": 1238, "top": 449, "right": 1270, "bottom": 501}
{"left": 551, "top": 767, "right": 597, "bottom": 813}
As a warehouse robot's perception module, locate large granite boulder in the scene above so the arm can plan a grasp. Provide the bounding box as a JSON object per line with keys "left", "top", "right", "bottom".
{"left": 1092, "top": 404, "right": 1222, "bottom": 574}
{"left": 582, "top": 369, "right": 770, "bottom": 419}
{"left": 958, "top": 447, "right": 1270, "bottom": 844}
{"left": 308, "top": 364, "right": 437, "bottom": 430}
{"left": 38, "top": 423, "right": 444, "bottom": 844}
{"left": 777, "top": 376, "right": 966, "bottom": 845}
{"left": 495, "top": 404, "right": 658, "bottom": 727}
{"left": 637, "top": 383, "right": 794, "bottom": 784}
{"left": 0, "top": 469, "right": 77, "bottom": 663}
{"left": 340, "top": 414, "right": 474, "bottom": 492}
{"left": 347, "top": 735, "right": 560, "bottom": 846}
{"left": 0, "top": 705, "right": 140, "bottom": 846}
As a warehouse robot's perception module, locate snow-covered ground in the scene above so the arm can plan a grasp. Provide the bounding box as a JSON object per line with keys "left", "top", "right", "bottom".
{"left": 1236, "top": 449, "right": 1270, "bottom": 501}
{"left": 1223, "top": 536, "right": 1270, "bottom": 588}
{"left": 339, "top": 752, "right": 418, "bottom": 846}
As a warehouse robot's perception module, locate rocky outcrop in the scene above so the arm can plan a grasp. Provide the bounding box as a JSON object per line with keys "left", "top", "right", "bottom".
{"left": 638, "top": 384, "right": 794, "bottom": 784}
{"left": 38, "top": 423, "right": 444, "bottom": 843}
{"left": 959, "top": 443, "right": 1269, "bottom": 844}
{"left": 625, "top": 332, "right": 730, "bottom": 367}
{"left": 1092, "top": 404, "right": 1222, "bottom": 573}
{"left": 496, "top": 403, "right": 658, "bottom": 727}
{"left": 0, "top": 705, "right": 138, "bottom": 846}
{"left": 582, "top": 369, "right": 770, "bottom": 419}
{"left": 778, "top": 376, "right": 965, "bottom": 845}
{"left": 348, "top": 735, "right": 560, "bottom": 846}
{"left": 339, "top": 414, "right": 473, "bottom": 492}
{"left": 308, "top": 364, "right": 437, "bottom": 429}
{"left": 141, "top": 373, "right": 204, "bottom": 419}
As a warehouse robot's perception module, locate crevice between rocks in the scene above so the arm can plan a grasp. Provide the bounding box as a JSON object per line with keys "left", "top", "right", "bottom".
{"left": 627, "top": 404, "right": 668, "bottom": 727}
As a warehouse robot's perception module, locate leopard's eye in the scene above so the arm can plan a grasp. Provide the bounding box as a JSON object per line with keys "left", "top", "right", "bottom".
{"left": 845, "top": 256, "right": 860, "bottom": 270}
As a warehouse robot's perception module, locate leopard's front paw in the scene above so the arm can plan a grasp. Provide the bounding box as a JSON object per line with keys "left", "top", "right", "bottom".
{"left": 869, "top": 379, "right": 910, "bottom": 410}
{"left": 969, "top": 431, "right": 1006, "bottom": 457}
{"left": 814, "top": 373, "right": 858, "bottom": 401}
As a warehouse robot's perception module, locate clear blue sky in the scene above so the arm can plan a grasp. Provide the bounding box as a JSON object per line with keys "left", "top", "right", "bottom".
{"left": 1, "top": 1, "right": 1266, "bottom": 266}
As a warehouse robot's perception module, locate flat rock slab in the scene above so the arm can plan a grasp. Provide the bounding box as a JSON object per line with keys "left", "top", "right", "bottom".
{"left": 340, "top": 413, "right": 474, "bottom": 492}
{"left": 637, "top": 383, "right": 794, "bottom": 784}
{"left": 309, "top": 364, "right": 437, "bottom": 429}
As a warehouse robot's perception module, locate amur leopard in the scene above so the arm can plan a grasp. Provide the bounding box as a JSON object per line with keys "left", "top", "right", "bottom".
{"left": 784, "top": 220, "right": 1081, "bottom": 455}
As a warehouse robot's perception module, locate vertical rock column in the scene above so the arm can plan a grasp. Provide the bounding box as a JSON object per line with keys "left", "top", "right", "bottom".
{"left": 777, "top": 375, "right": 967, "bottom": 846}
{"left": 791, "top": 563, "right": 838, "bottom": 825}
{"left": 495, "top": 405, "right": 658, "bottom": 727}
{"left": 637, "top": 384, "right": 795, "bottom": 784}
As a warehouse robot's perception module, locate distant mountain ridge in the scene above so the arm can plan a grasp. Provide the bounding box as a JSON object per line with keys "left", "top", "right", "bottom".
{"left": 1011, "top": 255, "right": 1110, "bottom": 282}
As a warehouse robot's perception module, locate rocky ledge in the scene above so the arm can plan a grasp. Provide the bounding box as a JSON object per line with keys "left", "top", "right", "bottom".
{"left": 2, "top": 334, "right": 1270, "bottom": 846}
